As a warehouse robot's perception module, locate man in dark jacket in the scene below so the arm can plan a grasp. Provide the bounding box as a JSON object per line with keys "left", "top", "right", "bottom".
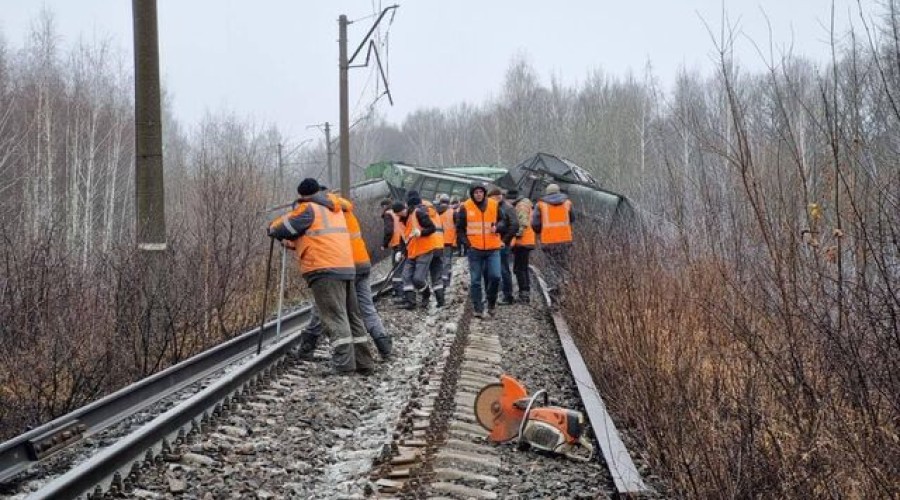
{"left": 532, "top": 183, "right": 575, "bottom": 292}
{"left": 488, "top": 187, "right": 519, "bottom": 304}
{"left": 400, "top": 191, "right": 442, "bottom": 309}
{"left": 456, "top": 184, "right": 506, "bottom": 318}
{"left": 268, "top": 178, "right": 374, "bottom": 375}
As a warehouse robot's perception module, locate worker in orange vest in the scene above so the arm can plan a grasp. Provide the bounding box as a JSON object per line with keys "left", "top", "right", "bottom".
{"left": 531, "top": 183, "right": 575, "bottom": 293}
{"left": 380, "top": 199, "right": 406, "bottom": 300}
{"left": 509, "top": 190, "right": 535, "bottom": 303}
{"left": 299, "top": 190, "right": 393, "bottom": 359}
{"left": 455, "top": 184, "right": 506, "bottom": 319}
{"left": 436, "top": 193, "right": 457, "bottom": 290}
{"left": 268, "top": 178, "right": 374, "bottom": 376}
{"left": 400, "top": 190, "right": 445, "bottom": 309}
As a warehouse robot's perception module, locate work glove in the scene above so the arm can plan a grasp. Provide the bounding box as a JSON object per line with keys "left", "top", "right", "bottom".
{"left": 410, "top": 228, "right": 421, "bottom": 238}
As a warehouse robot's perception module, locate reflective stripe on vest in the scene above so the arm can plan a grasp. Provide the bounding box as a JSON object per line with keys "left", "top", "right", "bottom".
{"left": 293, "top": 202, "right": 355, "bottom": 277}
{"left": 538, "top": 199, "right": 573, "bottom": 245}
{"left": 513, "top": 204, "right": 536, "bottom": 248}
{"left": 441, "top": 208, "right": 457, "bottom": 247}
{"left": 462, "top": 198, "right": 501, "bottom": 251}
{"left": 387, "top": 210, "right": 403, "bottom": 248}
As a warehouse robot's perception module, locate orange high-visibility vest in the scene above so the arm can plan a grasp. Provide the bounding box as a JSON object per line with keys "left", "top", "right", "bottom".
{"left": 276, "top": 201, "right": 355, "bottom": 278}
{"left": 386, "top": 209, "right": 403, "bottom": 248}
{"left": 513, "top": 204, "right": 536, "bottom": 248}
{"left": 441, "top": 207, "right": 457, "bottom": 247}
{"left": 537, "top": 199, "right": 573, "bottom": 245}
{"left": 337, "top": 196, "right": 371, "bottom": 273}
{"left": 462, "top": 198, "right": 501, "bottom": 251}
{"left": 422, "top": 201, "right": 444, "bottom": 251}
{"left": 404, "top": 209, "right": 435, "bottom": 259}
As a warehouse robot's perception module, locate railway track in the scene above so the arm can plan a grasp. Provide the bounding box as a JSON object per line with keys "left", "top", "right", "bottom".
{"left": 368, "top": 266, "right": 649, "bottom": 499}
{"left": 0, "top": 273, "right": 389, "bottom": 499}
{"left": 1, "top": 260, "right": 653, "bottom": 499}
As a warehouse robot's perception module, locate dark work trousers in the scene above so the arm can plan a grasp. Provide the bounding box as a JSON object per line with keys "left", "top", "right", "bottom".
{"left": 309, "top": 278, "right": 375, "bottom": 373}
{"left": 402, "top": 249, "right": 443, "bottom": 305}
{"left": 512, "top": 246, "right": 532, "bottom": 297}
{"left": 305, "top": 272, "right": 389, "bottom": 344}
{"left": 402, "top": 250, "right": 433, "bottom": 293}
{"left": 390, "top": 247, "right": 404, "bottom": 296}
{"left": 499, "top": 245, "right": 514, "bottom": 300}
{"left": 542, "top": 244, "right": 571, "bottom": 290}
{"left": 442, "top": 246, "right": 455, "bottom": 289}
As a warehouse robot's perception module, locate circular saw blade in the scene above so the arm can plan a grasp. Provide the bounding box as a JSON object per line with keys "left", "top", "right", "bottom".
{"left": 474, "top": 383, "right": 504, "bottom": 431}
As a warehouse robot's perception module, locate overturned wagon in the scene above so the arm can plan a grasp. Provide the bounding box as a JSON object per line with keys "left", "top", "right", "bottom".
{"left": 355, "top": 154, "right": 635, "bottom": 235}
{"left": 497, "top": 152, "right": 635, "bottom": 234}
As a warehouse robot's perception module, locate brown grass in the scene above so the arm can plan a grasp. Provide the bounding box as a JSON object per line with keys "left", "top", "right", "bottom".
{"left": 564, "top": 230, "right": 900, "bottom": 498}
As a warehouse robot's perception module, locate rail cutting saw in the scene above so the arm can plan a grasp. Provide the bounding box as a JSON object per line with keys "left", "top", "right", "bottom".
{"left": 474, "top": 374, "right": 594, "bottom": 461}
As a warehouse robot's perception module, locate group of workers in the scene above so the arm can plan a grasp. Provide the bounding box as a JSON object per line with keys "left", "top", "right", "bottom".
{"left": 267, "top": 177, "right": 574, "bottom": 376}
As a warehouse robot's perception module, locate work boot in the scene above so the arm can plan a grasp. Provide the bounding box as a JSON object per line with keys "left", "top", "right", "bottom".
{"left": 420, "top": 288, "right": 431, "bottom": 309}
{"left": 518, "top": 292, "right": 530, "bottom": 304}
{"left": 373, "top": 335, "right": 393, "bottom": 359}
{"left": 498, "top": 295, "right": 515, "bottom": 306}
{"left": 473, "top": 310, "right": 485, "bottom": 319}
{"left": 486, "top": 307, "right": 496, "bottom": 318}
{"left": 296, "top": 330, "right": 319, "bottom": 360}
{"left": 402, "top": 291, "right": 417, "bottom": 310}
{"left": 435, "top": 289, "right": 446, "bottom": 308}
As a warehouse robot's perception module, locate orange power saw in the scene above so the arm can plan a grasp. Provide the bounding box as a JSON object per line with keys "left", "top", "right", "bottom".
{"left": 474, "top": 374, "right": 594, "bottom": 461}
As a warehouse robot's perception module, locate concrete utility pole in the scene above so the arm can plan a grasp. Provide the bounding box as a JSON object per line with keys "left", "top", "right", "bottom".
{"left": 133, "top": 0, "right": 166, "bottom": 252}
{"left": 338, "top": 15, "right": 350, "bottom": 197}
{"left": 337, "top": 6, "right": 398, "bottom": 198}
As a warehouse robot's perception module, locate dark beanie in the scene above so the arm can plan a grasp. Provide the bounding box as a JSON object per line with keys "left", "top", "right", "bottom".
{"left": 391, "top": 201, "right": 406, "bottom": 213}
{"left": 507, "top": 189, "right": 519, "bottom": 198}
{"left": 407, "top": 190, "right": 422, "bottom": 207}
{"left": 297, "top": 178, "right": 320, "bottom": 196}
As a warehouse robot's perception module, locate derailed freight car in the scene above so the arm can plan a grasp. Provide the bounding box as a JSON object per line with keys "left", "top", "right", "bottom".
{"left": 353, "top": 154, "right": 635, "bottom": 235}
{"left": 496, "top": 152, "right": 635, "bottom": 235}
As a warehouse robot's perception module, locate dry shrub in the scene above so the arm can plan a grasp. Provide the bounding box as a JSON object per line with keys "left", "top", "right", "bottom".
{"left": 564, "top": 225, "right": 899, "bottom": 498}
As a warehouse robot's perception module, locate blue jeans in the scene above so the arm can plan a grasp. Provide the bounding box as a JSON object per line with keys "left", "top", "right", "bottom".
{"left": 499, "top": 246, "right": 513, "bottom": 299}
{"left": 467, "top": 249, "right": 500, "bottom": 312}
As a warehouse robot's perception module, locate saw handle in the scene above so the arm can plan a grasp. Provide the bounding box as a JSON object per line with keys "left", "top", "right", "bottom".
{"left": 517, "top": 390, "right": 549, "bottom": 449}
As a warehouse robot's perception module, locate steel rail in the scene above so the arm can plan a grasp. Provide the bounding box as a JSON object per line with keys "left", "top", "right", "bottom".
{"left": 530, "top": 266, "right": 650, "bottom": 496}
{"left": 0, "top": 277, "right": 385, "bottom": 487}
{"left": 31, "top": 320, "right": 305, "bottom": 499}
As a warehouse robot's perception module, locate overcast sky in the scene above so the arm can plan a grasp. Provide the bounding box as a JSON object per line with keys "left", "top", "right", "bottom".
{"left": 0, "top": 1, "right": 879, "bottom": 144}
